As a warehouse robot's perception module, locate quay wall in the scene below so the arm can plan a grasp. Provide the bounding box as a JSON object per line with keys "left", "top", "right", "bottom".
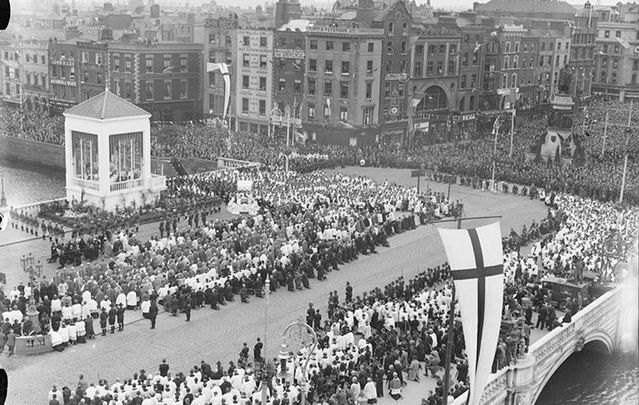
{"left": 0, "top": 135, "right": 65, "bottom": 170}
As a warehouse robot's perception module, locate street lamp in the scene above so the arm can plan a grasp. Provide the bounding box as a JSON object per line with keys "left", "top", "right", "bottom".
{"left": 282, "top": 321, "right": 317, "bottom": 405}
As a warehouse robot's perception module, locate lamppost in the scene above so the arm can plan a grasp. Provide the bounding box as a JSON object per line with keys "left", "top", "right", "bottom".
{"left": 282, "top": 321, "right": 317, "bottom": 405}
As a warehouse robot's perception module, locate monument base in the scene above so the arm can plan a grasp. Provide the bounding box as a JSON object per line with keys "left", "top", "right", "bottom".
{"left": 66, "top": 177, "right": 166, "bottom": 211}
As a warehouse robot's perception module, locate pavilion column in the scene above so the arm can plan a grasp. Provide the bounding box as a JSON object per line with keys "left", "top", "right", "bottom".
{"left": 98, "top": 130, "right": 110, "bottom": 195}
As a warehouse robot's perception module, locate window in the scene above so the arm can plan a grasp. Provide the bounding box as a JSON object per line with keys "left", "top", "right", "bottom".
{"left": 326, "top": 41, "right": 334, "bottom": 51}
{"left": 615, "top": 31, "right": 621, "bottom": 38}
{"left": 614, "top": 45, "right": 620, "bottom": 54}
{"left": 125, "top": 55, "right": 132, "bottom": 72}
{"left": 439, "top": 44, "right": 446, "bottom": 54}
{"left": 471, "top": 74, "right": 476, "bottom": 88}
{"left": 324, "top": 81, "right": 332, "bottom": 96}
{"left": 114, "top": 55, "right": 120, "bottom": 71}
{"left": 632, "top": 73, "right": 637, "bottom": 84}
{"left": 259, "top": 77, "right": 266, "bottom": 91}
{"left": 242, "top": 98, "right": 249, "bottom": 113}
{"left": 366, "top": 82, "right": 372, "bottom": 99}
{"left": 163, "top": 55, "right": 171, "bottom": 69}
{"left": 146, "top": 82, "right": 153, "bottom": 100}
{"left": 308, "top": 78, "right": 316, "bottom": 95}
{"left": 436, "top": 61, "right": 443, "bottom": 75}
{"left": 448, "top": 60, "right": 455, "bottom": 75}
{"left": 163, "top": 81, "right": 171, "bottom": 99}
{"left": 279, "top": 60, "right": 286, "bottom": 70}
{"left": 368, "top": 43, "right": 374, "bottom": 52}
{"left": 555, "top": 55, "right": 560, "bottom": 66}
{"left": 367, "top": 60, "right": 373, "bottom": 74}
{"left": 260, "top": 37, "right": 267, "bottom": 47}
{"left": 278, "top": 78, "right": 286, "bottom": 91}
{"left": 341, "top": 61, "right": 350, "bottom": 75}
{"left": 146, "top": 56, "right": 153, "bottom": 73}
{"left": 259, "top": 99, "right": 266, "bottom": 115}
{"left": 226, "top": 52, "right": 232, "bottom": 65}
{"left": 340, "top": 82, "right": 349, "bottom": 98}
{"left": 307, "top": 59, "right": 316, "bottom": 73}
{"left": 563, "top": 55, "right": 568, "bottom": 65}
{"left": 611, "top": 72, "right": 617, "bottom": 83}
{"left": 513, "top": 56, "right": 518, "bottom": 69}
{"left": 69, "top": 66, "right": 75, "bottom": 80}
{"left": 401, "top": 42, "right": 407, "bottom": 54}
{"left": 260, "top": 55, "right": 267, "bottom": 68}
{"left": 449, "top": 45, "right": 456, "bottom": 55}
{"left": 180, "top": 55, "right": 187, "bottom": 72}
{"left": 243, "top": 75, "right": 249, "bottom": 89}
{"left": 541, "top": 42, "right": 545, "bottom": 51}
{"left": 310, "top": 40, "right": 318, "bottom": 50}
{"left": 511, "top": 73, "right": 517, "bottom": 88}
{"left": 460, "top": 75, "right": 466, "bottom": 89}
{"left": 384, "top": 82, "right": 390, "bottom": 97}
{"left": 243, "top": 36, "right": 250, "bottom": 46}
{"left": 414, "top": 61, "right": 422, "bottom": 77}
{"left": 462, "top": 52, "right": 468, "bottom": 66}
{"left": 398, "top": 83, "right": 404, "bottom": 97}
{"left": 308, "top": 104, "right": 315, "bottom": 119}
{"left": 504, "top": 56, "right": 509, "bottom": 69}
{"left": 549, "top": 42, "right": 554, "bottom": 50}
{"left": 243, "top": 54, "right": 250, "bottom": 67}
{"left": 209, "top": 33, "right": 216, "bottom": 44}
{"left": 416, "top": 45, "right": 424, "bottom": 55}
{"left": 342, "top": 42, "right": 350, "bottom": 52}
{"left": 505, "top": 42, "right": 511, "bottom": 53}
{"left": 386, "top": 61, "right": 392, "bottom": 73}
{"left": 325, "top": 60, "right": 333, "bottom": 74}
{"left": 429, "top": 45, "right": 437, "bottom": 54}
{"left": 42, "top": 55, "right": 47, "bottom": 64}
{"left": 339, "top": 106, "right": 348, "bottom": 120}
{"left": 388, "top": 22, "right": 394, "bottom": 33}
{"left": 83, "top": 71, "right": 89, "bottom": 83}
{"left": 294, "top": 80, "right": 301, "bottom": 93}
{"left": 324, "top": 104, "right": 330, "bottom": 119}
{"left": 387, "top": 41, "right": 393, "bottom": 54}
{"left": 209, "top": 72, "right": 216, "bottom": 86}
{"left": 80, "top": 52, "right": 87, "bottom": 64}
{"left": 363, "top": 107, "right": 373, "bottom": 125}
{"left": 427, "top": 61, "right": 433, "bottom": 75}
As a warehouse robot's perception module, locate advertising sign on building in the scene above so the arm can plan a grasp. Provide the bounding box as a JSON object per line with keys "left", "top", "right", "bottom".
{"left": 273, "top": 49, "right": 305, "bottom": 59}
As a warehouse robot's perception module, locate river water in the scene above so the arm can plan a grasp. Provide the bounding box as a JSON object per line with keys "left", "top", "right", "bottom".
{"left": 0, "top": 161, "right": 637, "bottom": 404}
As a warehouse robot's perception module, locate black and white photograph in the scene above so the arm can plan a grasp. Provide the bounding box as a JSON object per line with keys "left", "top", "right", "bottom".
{"left": 0, "top": 0, "right": 637, "bottom": 404}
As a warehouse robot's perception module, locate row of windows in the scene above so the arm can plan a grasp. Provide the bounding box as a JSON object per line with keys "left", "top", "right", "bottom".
{"left": 241, "top": 54, "right": 269, "bottom": 68}
{"left": 412, "top": 60, "right": 457, "bottom": 77}
{"left": 306, "top": 79, "right": 361, "bottom": 99}
{"left": 600, "top": 30, "right": 639, "bottom": 40}
{"left": 415, "top": 44, "right": 457, "bottom": 55}
{"left": 276, "top": 78, "right": 302, "bottom": 93}
{"left": 308, "top": 59, "right": 351, "bottom": 75}
{"left": 309, "top": 40, "right": 376, "bottom": 53}
{"left": 241, "top": 36, "right": 269, "bottom": 47}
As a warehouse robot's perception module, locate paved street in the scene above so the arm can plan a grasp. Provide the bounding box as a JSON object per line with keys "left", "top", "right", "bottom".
{"left": 0, "top": 168, "right": 549, "bottom": 404}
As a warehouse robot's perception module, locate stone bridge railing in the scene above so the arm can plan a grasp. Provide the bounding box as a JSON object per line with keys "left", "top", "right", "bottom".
{"left": 453, "top": 286, "right": 622, "bottom": 405}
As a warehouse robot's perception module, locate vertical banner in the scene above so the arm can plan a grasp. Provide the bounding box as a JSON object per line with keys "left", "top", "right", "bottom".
{"left": 207, "top": 63, "right": 231, "bottom": 120}
{"left": 437, "top": 222, "right": 504, "bottom": 405}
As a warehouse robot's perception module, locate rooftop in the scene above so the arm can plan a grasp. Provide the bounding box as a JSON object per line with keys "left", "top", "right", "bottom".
{"left": 475, "top": 0, "right": 577, "bottom": 15}
{"left": 64, "top": 90, "right": 150, "bottom": 121}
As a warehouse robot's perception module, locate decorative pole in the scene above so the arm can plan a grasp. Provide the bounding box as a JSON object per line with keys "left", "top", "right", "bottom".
{"left": 261, "top": 276, "right": 270, "bottom": 405}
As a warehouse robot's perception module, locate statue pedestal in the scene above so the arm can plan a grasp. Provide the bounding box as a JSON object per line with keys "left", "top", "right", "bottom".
{"left": 27, "top": 310, "right": 41, "bottom": 334}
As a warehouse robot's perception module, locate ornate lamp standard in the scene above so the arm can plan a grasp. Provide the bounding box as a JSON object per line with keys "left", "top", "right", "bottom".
{"left": 282, "top": 321, "right": 317, "bottom": 405}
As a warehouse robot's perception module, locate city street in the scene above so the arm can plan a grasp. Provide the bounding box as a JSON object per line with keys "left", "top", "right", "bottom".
{"left": 1, "top": 168, "right": 549, "bottom": 404}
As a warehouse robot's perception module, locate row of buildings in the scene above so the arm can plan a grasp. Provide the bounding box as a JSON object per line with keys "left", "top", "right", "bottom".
{"left": 1, "top": 0, "right": 638, "bottom": 147}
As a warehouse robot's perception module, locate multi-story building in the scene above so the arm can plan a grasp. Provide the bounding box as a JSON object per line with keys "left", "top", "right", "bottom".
{"left": 76, "top": 40, "right": 108, "bottom": 103}
{"left": 302, "top": 25, "right": 383, "bottom": 146}
{"left": 550, "top": 29, "right": 572, "bottom": 94}
{"left": 408, "top": 25, "right": 462, "bottom": 146}
{"left": 235, "top": 29, "right": 274, "bottom": 135}
{"left": 273, "top": 0, "right": 302, "bottom": 29}
{"left": 272, "top": 29, "right": 305, "bottom": 138}
{"left": 370, "top": 0, "right": 413, "bottom": 146}
{"left": 48, "top": 38, "right": 80, "bottom": 114}
{"left": 194, "top": 16, "right": 238, "bottom": 123}
{"left": 0, "top": 40, "right": 23, "bottom": 107}
{"left": 532, "top": 29, "right": 556, "bottom": 103}
{"left": 518, "top": 33, "right": 539, "bottom": 109}
{"left": 20, "top": 39, "right": 52, "bottom": 113}
{"left": 108, "top": 40, "right": 203, "bottom": 122}
{"left": 592, "top": 2, "right": 639, "bottom": 101}
{"left": 570, "top": 1, "right": 598, "bottom": 99}
{"left": 457, "top": 25, "right": 485, "bottom": 137}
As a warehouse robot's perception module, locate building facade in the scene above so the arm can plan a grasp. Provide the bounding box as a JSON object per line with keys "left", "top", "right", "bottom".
{"left": 108, "top": 41, "right": 203, "bottom": 122}
{"left": 371, "top": 1, "right": 413, "bottom": 146}
{"left": 302, "top": 25, "right": 383, "bottom": 146}
{"left": 272, "top": 29, "right": 305, "bottom": 139}
{"left": 0, "top": 41, "right": 23, "bottom": 108}
{"left": 592, "top": 3, "right": 639, "bottom": 100}
{"left": 77, "top": 40, "right": 108, "bottom": 103}
{"left": 20, "top": 39, "right": 52, "bottom": 113}
{"left": 408, "top": 26, "right": 462, "bottom": 147}
{"left": 570, "top": 1, "right": 598, "bottom": 100}
{"left": 195, "top": 16, "right": 238, "bottom": 123}
{"left": 235, "top": 29, "right": 274, "bottom": 135}
{"left": 48, "top": 39, "right": 80, "bottom": 114}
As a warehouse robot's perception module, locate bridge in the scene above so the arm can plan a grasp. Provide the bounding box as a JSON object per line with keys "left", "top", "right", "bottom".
{"left": 453, "top": 285, "right": 625, "bottom": 405}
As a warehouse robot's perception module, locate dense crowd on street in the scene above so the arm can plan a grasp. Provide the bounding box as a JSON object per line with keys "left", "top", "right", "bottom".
{"left": 0, "top": 108, "right": 64, "bottom": 145}
{"left": 37, "top": 186, "right": 639, "bottom": 405}
{"left": 3, "top": 167, "right": 463, "bottom": 355}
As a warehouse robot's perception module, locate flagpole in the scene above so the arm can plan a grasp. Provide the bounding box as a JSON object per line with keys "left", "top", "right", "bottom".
{"left": 442, "top": 205, "right": 463, "bottom": 405}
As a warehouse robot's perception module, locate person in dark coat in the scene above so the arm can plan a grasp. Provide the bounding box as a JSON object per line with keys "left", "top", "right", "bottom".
{"left": 184, "top": 300, "right": 191, "bottom": 322}
{"left": 6, "top": 330, "right": 15, "bottom": 356}
{"left": 99, "top": 308, "right": 108, "bottom": 336}
{"left": 84, "top": 315, "right": 95, "bottom": 339}
{"left": 117, "top": 304, "right": 125, "bottom": 331}
{"left": 108, "top": 306, "right": 117, "bottom": 334}
{"left": 149, "top": 299, "right": 158, "bottom": 329}
{"left": 159, "top": 359, "right": 170, "bottom": 377}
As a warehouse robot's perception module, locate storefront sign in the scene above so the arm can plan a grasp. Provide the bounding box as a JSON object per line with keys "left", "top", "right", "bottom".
{"left": 307, "top": 27, "right": 384, "bottom": 36}
{"left": 384, "top": 73, "right": 408, "bottom": 82}
{"left": 273, "top": 49, "right": 305, "bottom": 59}
{"left": 414, "top": 122, "right": 429, "bottom": 130}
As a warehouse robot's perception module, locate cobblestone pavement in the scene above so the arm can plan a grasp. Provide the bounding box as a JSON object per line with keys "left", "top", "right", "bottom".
{"left": 0, "top": 168, "right": 549, "bottom": 404}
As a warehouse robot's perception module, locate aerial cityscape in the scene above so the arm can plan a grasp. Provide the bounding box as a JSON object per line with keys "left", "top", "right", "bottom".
{"left": 0, "top": 0, "right": 637, "bottom": 404}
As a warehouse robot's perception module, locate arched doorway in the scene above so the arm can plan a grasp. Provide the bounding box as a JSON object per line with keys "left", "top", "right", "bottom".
{"left": 413, "top": 85, "right": 449, "bottom": 146}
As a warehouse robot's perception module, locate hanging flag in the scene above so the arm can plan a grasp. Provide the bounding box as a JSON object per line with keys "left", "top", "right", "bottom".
{"left": 492, "top": 116, "right": 501, "bottom": 135}
{"left": 615, "top": 37, "right": 631, "bottom": 49}
{"left": 411, "top": 98, "right": 421, "bottom": 108}
{"left": 326, "top": 98, "right": 331, "bottom": 117}
{"left": 207, "top": 62, "right": 231, "bottom": 121}
{"left": 473, "top": 42, "right": 482, "bottom": 54}
{"left": 437, "top": 222, "right": 504, "bottom": 405}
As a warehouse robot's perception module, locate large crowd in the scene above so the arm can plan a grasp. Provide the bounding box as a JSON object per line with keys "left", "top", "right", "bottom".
{"left": 0, "top": 108, "right": 64, "bottom": 145}
{"left": 32, "top": 186, "right": 639, "bottom": 405}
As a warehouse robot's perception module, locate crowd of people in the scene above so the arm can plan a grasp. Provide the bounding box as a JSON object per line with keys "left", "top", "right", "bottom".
{"left": 4, "top": 167, "right": 465, "bottom": 358}
{"left": 0, "top": 108, "right": 64, "bottom": 145}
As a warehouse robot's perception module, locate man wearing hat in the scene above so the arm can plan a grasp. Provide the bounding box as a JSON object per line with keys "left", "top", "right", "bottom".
{"left": 117, "top": 303, "right": 126, "bottom": 331}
